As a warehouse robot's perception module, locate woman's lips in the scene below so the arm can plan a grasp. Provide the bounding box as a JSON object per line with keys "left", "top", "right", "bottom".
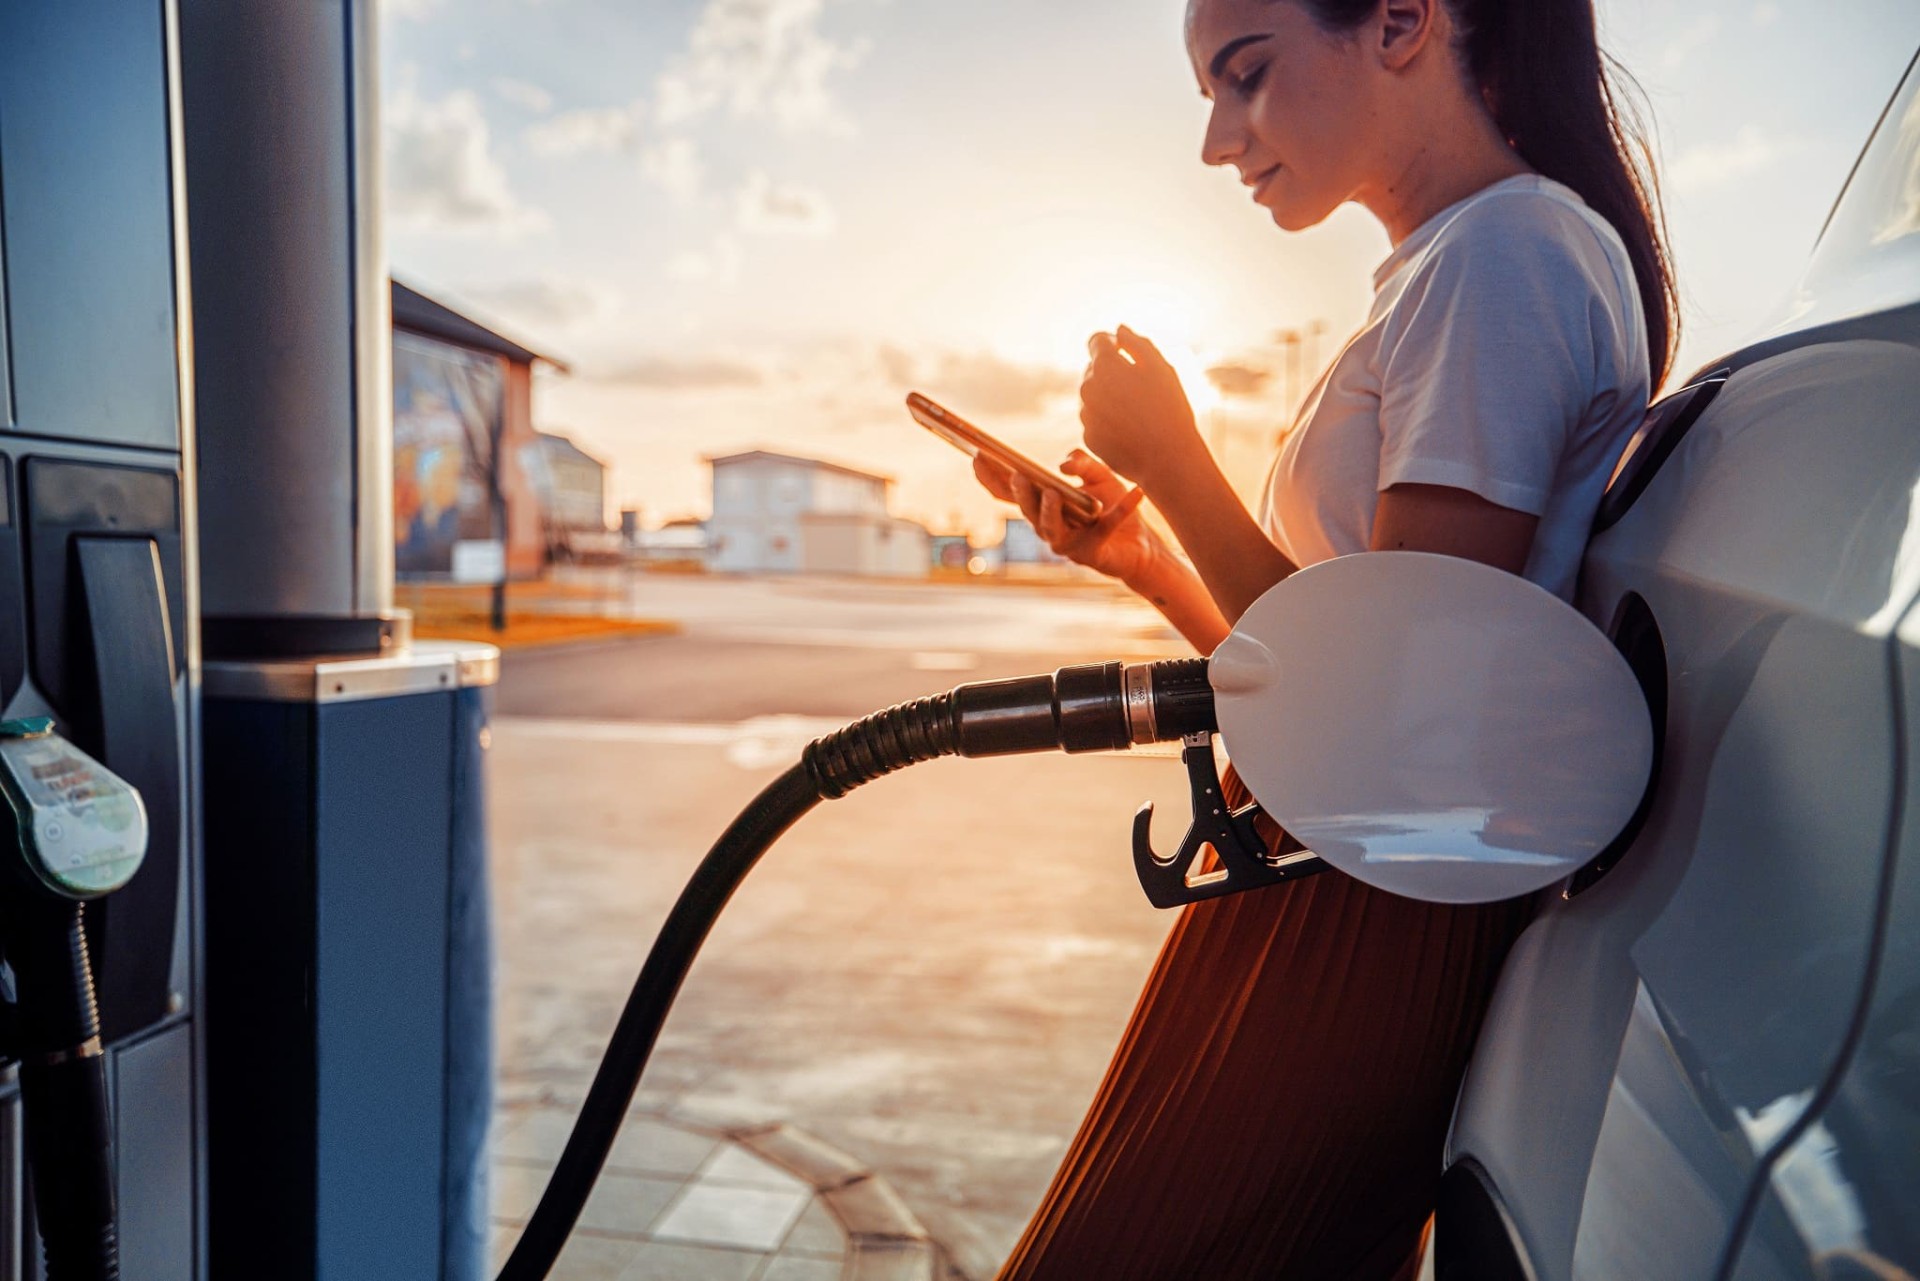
{"left": 1244, "top": 165, "right": 1282, "bottom": 200}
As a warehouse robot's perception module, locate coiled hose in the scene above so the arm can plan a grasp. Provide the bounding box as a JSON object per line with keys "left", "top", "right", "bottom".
{"left": 497, "top": 660, "right": 1213, "bottom": 1281}
{"left": 11, "top": 904, "right": 119, "bottom": 1281}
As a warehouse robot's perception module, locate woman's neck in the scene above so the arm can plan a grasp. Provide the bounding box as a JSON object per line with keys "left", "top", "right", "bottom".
{"left": 1360, "top": 104, "right": 1534, "bottom": 246}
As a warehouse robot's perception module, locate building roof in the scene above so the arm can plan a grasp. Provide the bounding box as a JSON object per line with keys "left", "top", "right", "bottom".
{"left": 703, "top": 449, "right": 893, "bottom": 486}
{"left": 391, "top": 278, "right": 572, "bottom": 372}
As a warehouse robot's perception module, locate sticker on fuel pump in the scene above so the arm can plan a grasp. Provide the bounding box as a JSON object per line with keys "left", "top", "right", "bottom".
{"left": 0, "top": 733, "right": 148, "bottom": 898}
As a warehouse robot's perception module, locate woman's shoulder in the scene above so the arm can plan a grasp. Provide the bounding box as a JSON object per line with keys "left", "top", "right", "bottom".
{"left": 1421, "top": 175, "right": 1634, "bottom": 290}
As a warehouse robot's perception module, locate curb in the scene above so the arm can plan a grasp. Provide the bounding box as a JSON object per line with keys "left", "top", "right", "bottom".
{"left": 729, "top": 1121, "right": 965, "bottom": 1281}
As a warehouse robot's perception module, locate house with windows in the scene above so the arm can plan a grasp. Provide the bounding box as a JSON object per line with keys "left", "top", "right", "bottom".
{"left": 705, "top": 451, "right": 929, "bottom": 577}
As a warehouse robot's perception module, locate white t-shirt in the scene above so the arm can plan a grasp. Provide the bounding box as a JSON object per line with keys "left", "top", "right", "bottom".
{"left": 1259, "top": 174, "right": 1650, "bottom": 600}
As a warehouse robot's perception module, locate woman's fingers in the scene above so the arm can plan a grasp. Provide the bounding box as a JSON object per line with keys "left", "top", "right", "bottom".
{"left": 1061, "top": 448, "right": 1118, "bottom": 484}
{"left": 1035, "top": 485, "right": 1064, "bottom": 546}
{"left": 1115, "top": 324, "right": 1166, "bottom": 368}
{"left": 1095, "top": 485, "right": 1147, "bottom": 532}
{"left": 973, "top": 454, "right": 1017, "bottom": 502}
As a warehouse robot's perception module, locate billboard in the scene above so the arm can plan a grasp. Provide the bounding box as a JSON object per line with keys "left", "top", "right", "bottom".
{"left": 393, "top": 330, "right": 505, "bottom": 576}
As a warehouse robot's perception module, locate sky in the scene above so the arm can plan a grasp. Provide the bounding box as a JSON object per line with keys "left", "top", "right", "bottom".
{"left": 380, "top": 0, "right": 1920, "bottom": 540}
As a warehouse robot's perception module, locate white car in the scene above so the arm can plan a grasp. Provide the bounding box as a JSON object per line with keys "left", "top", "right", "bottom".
{"left": 1438, "top": 47, "right": 1920, "bottom": 1281}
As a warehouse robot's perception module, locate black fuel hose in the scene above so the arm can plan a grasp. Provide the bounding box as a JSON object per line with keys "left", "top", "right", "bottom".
{"left": 497, "top": 658, "right": 1212, "bottom": 1281}
{"left": 8, "top": 904, "right": 119, "bottom": 1281}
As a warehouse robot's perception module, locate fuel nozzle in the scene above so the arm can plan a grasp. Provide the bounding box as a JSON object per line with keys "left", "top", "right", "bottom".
{"left": 947, "top": 657, "right": 1218, "bottom": 757}
{"left": 803, "top": 658, "right": 1216, "bottom": 797}
{"left": 798, "top": 658, "right": 1320, "bottom": 908}
{"left": 0, "top": 716, "right": 148, "bottom": 1281}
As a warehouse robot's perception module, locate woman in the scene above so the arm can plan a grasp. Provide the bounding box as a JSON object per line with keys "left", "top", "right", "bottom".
{"left": 973, "top": 0, "right": 1675, "bottom": 1277}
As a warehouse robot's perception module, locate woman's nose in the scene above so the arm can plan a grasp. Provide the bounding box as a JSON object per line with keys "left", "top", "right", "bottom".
{"left": 1200, "top": 102, "right": 1242, "bottom": 168}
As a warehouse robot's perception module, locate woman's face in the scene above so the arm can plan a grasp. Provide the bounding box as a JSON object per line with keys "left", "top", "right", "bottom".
{"left": 1186, "top": 0, "right": 1385, "bottom": 231}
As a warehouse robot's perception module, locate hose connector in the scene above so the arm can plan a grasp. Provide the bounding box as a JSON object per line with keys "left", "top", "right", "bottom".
{"left": 800, "top": 658, "right": 1216, "bottom": 801}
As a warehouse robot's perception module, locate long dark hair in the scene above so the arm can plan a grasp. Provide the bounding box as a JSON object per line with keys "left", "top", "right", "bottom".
{"left": 1301, "top": 0, "right": 1680, "bottom": 383}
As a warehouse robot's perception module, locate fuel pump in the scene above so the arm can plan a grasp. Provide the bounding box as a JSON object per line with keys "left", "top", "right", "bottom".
{"left": 497, "top": 551, "right": 1658, "bottom": 1281}
{"left": 0, "top": 719, "right": 149, "bottom": 1278}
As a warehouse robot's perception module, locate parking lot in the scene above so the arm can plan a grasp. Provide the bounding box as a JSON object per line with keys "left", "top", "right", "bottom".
{"left": 488, "top": 572, "right": 1195, "bottom": 1278}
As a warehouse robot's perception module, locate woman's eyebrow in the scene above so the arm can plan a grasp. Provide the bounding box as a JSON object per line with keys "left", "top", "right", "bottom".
{"left": 1208, "top": 34, "right": 1271, "bottom": 79}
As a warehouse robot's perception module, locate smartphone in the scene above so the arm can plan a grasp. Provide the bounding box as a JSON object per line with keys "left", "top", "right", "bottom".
{"left": 906, "top": 391, "right": 1099, "bottom": 524}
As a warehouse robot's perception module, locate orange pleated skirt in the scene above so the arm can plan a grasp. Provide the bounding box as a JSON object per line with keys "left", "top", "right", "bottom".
{"left": 995, "top": 769, "right": 1535, "bottom": 1281}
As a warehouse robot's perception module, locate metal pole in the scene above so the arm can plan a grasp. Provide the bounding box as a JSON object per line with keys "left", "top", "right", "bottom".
{"left": 181, "top": 0, "right": 398, "bottom": 660}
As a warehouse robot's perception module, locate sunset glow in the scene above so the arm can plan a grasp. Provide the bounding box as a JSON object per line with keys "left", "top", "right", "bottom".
{"left": 382, "top": 0, "right": 1920, "bottom": 541}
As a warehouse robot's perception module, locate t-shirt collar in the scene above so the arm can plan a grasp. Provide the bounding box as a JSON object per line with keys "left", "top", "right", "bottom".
{"left": 1371, "top": 173, "right": 1552, "bottom": 292}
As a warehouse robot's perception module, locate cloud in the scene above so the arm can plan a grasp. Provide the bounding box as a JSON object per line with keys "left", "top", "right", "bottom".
{"left": 1661, "top": 14, "right": 1723, "bottom": 73}
{"left": 525, "top": 102, "right": 646, "bottom": 156}
{"left": 880, "top": 347, "right": 1075, "bottom": 417}
{"left": 1669, "top": 125, "right": 1796, "bottom": 193}
{"left": 385, "top": 80, "right": 549, "bottom": 236}
{"left": 593, "top": 355, "right": 766, "bottom": 390}
{"left": 1205, "top": 360, "right": 1275, "bottom": 398}
{"left": 492, "top": 78, "right": 555, "bottom": 114}
{"left": 643, "top": 138, "right": 706, "bottom": 204}
{"left": 456, "top": 278, "right": 613, "bottom": 332}
{"left": 655, "top": 0, "right": 870, "bottom": 134}
{"left": 735, "top": 171, "right": 837, "bottom": 235}
{"left": 666, "top": 235, "right": 744, "bottom": 284}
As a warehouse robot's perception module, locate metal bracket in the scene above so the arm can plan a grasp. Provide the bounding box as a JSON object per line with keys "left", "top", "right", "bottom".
{"left": 1131, "top": 731, "right": 1327, "bottom": 909}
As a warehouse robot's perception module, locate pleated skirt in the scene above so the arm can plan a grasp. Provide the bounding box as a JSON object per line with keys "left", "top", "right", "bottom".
{"left": 994, "top": 769, "right": 1536, "bottom": 1281}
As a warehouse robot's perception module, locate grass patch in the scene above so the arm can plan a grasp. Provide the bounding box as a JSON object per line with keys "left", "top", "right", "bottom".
{"left": 409, "top": 610, "right": 679, "bottom": 651}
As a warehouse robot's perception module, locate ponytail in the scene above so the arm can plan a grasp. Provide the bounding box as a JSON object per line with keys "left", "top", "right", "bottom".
{"left": 1449, "top": 0, "right": 1678, "bottom": 383}
{"left": 1295, "top": 0, "right": 1680, "bottom": 384}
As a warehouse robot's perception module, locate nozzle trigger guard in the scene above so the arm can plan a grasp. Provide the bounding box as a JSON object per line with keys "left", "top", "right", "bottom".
{"left": 1131, "top": 732, "right": 1327, "bottom": 909}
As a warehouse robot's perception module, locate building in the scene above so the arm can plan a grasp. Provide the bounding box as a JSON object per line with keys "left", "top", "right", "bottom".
{"left": 706, "top": 450, "right": 929, "bottom": 577}
{"left": 534, "top": 431, "right": 610, "bottom": 560}
{"left": 1000, "top": 517, "right": 1069, "bottom": 568}
{"left": 391, "top": 279, "right": 569, "bottom": 580}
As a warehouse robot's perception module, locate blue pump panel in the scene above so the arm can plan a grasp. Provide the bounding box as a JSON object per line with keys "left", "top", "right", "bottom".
{"left": 0, "top": 0, "right": 182, "bottom": 452}
{"left": 204, "top": 679, "right": 494, "bottom": 1281}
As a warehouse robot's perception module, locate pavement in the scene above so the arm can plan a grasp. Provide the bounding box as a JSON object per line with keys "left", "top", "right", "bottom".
{"left": 486, "top": 570, "right": 1195, "bottom": 1280}
{"left": 491, "top": 1106, "right": 958, "bottom": 1280}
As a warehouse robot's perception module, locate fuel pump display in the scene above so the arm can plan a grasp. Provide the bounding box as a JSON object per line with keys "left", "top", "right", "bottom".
{"left": 0, "top": 718, "right": 151, "bottom": 1279}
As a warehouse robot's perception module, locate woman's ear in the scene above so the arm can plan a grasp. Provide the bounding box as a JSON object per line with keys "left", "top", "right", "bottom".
{"left": 1377, "top": 0, "right": 1438, "bottom": 71}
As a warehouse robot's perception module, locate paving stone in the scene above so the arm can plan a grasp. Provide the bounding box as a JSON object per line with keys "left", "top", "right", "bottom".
{"left": 494, "top": 1159, "right": 553, "bottom": 1224}
{"left": 846, "top": 1241, "right": 937, "bottom": 1281}
{"left": 612, "top": 1241, "right": 765, "bottom": 1281}
{"left": 757, "top": 1255, "right": 845, "bottom": 1281}
{"left": 700, "top": 1143, "right": 812, "bottom": 1193}
{"left": 825, "top": 1176, "right": 927, "bottom": 1242}
{"left": 607, "top": 1114, "right": 723, "bottom": 1179}
{"left": 652, "top": 1181, "right": 813, "bottom": 1252}
{"left": 736, "top": 1123, "right": 870, "bottom": 1192}
{"left": 577, "top": 1171, "right": 685, "bottom": 1238}
{"left": 551, "top": 1232, "right": 647, "bottom": 1281}
{"left": 496, "top": 1109, "right": 583, "bottom": 1163}
{"left": 777, "top": 1199, "right": 848, "bottom": 1259}
{"left": 492, "top": 1224, "right": 522, "bottom": 1271}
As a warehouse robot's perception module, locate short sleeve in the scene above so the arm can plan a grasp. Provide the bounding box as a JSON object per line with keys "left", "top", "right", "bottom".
{"left": 1375, "top": 196, "right": 1610, "bottom": 516}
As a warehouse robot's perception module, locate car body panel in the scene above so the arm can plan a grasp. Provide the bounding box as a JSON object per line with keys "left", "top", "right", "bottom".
{"left": 1446, "top": 47, "right": 1920, "bottom": 1281}
{"left": 1729, "top": 602, "right": 1920, "bottom": 1278}
{"left": 1449, "top": 338, "right": 1920, "bottom": 1280}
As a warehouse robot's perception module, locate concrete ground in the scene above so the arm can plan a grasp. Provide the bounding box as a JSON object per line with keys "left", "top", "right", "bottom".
{"left": 489, "top": 571, "right": 1198, "bottom": 1279}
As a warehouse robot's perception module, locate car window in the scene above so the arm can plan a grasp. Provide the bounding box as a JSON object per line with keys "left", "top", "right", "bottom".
{"left": 1794, "top": 51, "right": 1920, "bottom": 320}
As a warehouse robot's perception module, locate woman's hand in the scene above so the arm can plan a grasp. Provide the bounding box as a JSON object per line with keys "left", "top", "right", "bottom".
{"left": 972, "top": 450, "right": 1157, "bottom": 583}
{"left": 1079, "top": 325, "right": 1206, "bottom": 489}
